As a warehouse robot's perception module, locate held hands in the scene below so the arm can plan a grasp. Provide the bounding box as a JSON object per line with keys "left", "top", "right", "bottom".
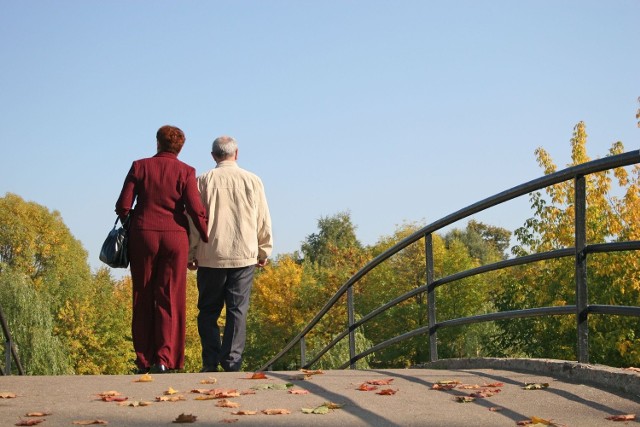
{"left": 256, "top": 258, "right": 268, "bottom": 268}
{"left": 187, "top": 259, "right": 198, "bottom": 271}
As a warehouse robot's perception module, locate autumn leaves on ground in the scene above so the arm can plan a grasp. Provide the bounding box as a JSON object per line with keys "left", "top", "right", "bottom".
{"left": 2, "top": 369, "right": 637, "bottom": 426}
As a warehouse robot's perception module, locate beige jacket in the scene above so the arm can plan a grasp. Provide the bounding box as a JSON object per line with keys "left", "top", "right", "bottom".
{"left": 189, "top": 161, "right": 272, "bottom": 268}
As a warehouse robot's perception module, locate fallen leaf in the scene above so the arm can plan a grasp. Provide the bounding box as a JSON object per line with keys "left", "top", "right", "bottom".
{"left": 454, "top": 396, "right": 475, "bottom": 403}
{"left": 469, "top": 388, "right": 501, "bottom": 398}
{"left": 458, "top": 384, "right": 481, "bottom": 389}
{"left": 15, "top": 419, "right": 45, "bottom": 426}
{"left": 216, "top": 399, "right": 240, "bottom": 408}
{"left": 247, "top": 371, "right": 268, "bottom": 379}
{"left": 165, "top": 387, "right": 179, "bottom": 395}
{"left": 523, "top": 382, "right": 549, "bottom": 390}
{"left": 605, "top": 414, "right": 636, "bottom": 421}
{"left": 289, "top": 389, "right": 310, "bottom": 395}
{"left": 194, "top": 395, "right": 217, "bottom": 401}
{"left": 323, "top": 402, "right": 344, "bottom": 409}
{"left": 220, "top": 419, "right": 239, "bottom": 423}
{"left": 200, "top": 377, "right": 217, "bottom": 384}
{"left": 191, "top": 389, "right": 210, "bottom": 394}
{"left": 357, "top": 383, "right": 378, "bottom": 391}
{"left": 173, "top": 413, "right": 197, "bottom": 423}
{"left": 517, "top": 416, "right": 565, "bottom": 426}
{"left": 301, "top": 369, "right": 324, "bottom": 376}
{"left": 72, "top": 420, "right": 108, "bottom": 425}
{"left": 302, "top": 405, "right": 330, "bottom": 414}
{"left": 376, "top": 388, "right": 397, "bottom": 395}
{"left": 119, "top": 400, "right": 152, "bottom": 407}
{"left": 156, "top": 395, "right": 186, "bottom": 402}
{"left": 240, "top": 390, "right": 256, "bottom": 395}
{"left": 489, "top": 407, "right": 503, "bottom": 412}
{"left": 483, "top": 382, "right": 504, "bottom": 388}
{"left": 213, "top": 389, "right": 240, "bottom": 398}
{"left": 367, "top": 379, "right": 394, "bottom": 385}
{"left": 432, "top": 383, "right": 457, "bottom": 390}
{"left": 262, "top": 408, "right": 291, "bottom": 415}
{"left": 436, "top": 380, "right": 461, "bottom": 385}
{"left": 1, "top": 392, "right": 17, "bottom": 398}
{"left": 250, "top": 383, "right": 292, "bottom": 391}
{"left": 25, "top": 412, "right": 52, "bottom": 417}
{"left": 134, "top": 373, "right": 153, "bottom": 382}
{"left": 623, "top": 367, "right": 640, "bottom": 373}
{"left": 231, "top": 410, "right": 257, "bottom": 415}
{"left": 288, "top": 374, "right": 309, "bottom": 381}
{"left": 98, "top": 391, "right": 121, "bottom": 397}
{"left": 101, "top": 396, "right": 128, "bottom": 402}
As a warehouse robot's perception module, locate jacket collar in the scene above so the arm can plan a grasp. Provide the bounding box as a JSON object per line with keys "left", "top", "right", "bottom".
{"left": 154, "top": 151, "right": 178, "bottom": 159}
{"left": 215, "top": 160, "right": 238, "bottom": 168}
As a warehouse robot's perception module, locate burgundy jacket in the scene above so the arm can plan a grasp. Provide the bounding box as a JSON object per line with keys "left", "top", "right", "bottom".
{"left": 115, "top": 151, "right": 208, "bottom": 242}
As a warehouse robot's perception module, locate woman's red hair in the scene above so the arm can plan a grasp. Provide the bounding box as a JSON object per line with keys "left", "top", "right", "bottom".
{"left": 156, "top": 125, "right": 185, "bottom": 154}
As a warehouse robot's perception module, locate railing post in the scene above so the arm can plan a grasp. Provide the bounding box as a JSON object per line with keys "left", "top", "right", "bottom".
{"left": 575, "top": 175, "right": 589, "bottom": 363}
{"left": 347, "top": 286, "right": 356, "bottom": 369}
{"left": 425, "top": 233, "right": 437, "bottom": 362}
{"left": 300, "top": 336, "right": 306, "bottom": 368}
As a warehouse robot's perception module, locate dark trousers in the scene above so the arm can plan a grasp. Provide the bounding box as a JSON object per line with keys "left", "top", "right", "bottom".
{"left": 128, "top": 229, "right": 189, "bottom": 370}
{"left": 196, "top": 265, "right": 255, "bottom": 372}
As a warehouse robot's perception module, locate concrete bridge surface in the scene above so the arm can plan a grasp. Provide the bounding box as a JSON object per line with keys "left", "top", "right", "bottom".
{"left": 0, "top": 359, "right": 638, "bottom": 426}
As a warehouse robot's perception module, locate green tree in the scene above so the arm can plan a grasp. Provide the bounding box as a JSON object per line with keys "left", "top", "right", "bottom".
{"left": 0, "top": 267, "right": 72, "bottom": 374}
{"left": 0, "top": 193, "right": 91, "bottom": 311}
{"left": 496, "top": 122, "right": 640, "bottom": 366}
{"left": 0, "top": 193, "right": 135, "bottom": 374}
{"left": 301, "top": 211, "right": 362, "bottom": 267}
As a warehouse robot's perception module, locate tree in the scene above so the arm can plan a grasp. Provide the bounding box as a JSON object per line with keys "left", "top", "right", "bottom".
{"left": 245, "top": 255, "right": 310, "bottom": 370}
{"left": 301, "top": 211, "right": 362, "bottom": 267}
{"left": 0, "top": 266, "right": 72, "bottom": 375}
{"left": 496, "top": 122, "right": 640, "bottom": 366}
{"left": 0, "top": 193, "right": 135, "bottom": 374}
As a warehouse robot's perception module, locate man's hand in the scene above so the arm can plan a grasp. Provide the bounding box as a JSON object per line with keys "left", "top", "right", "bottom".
{"left": 256, "top": 258, "right": 268, "bottom": 268}
{"left": 187, "top": 259, "right": 199, "bottom": 271}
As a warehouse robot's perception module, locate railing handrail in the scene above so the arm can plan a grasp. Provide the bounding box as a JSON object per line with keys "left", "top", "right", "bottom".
{"left": 258, "top": 150, "right": 640, "bottom": 371}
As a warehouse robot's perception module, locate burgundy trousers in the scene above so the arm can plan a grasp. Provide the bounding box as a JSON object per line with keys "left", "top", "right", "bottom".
{"left": 128, "top": 228, "right": 189, "bottom": 370}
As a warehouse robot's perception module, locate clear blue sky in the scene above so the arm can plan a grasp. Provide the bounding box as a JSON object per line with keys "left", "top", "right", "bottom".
{"left": 1, "top": 1, "right": 638, "bottom": 276}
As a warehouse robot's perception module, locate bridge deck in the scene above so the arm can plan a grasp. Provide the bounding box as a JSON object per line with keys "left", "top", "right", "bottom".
{"left": 1, "top": 361, "right": 638, "bottom": 426}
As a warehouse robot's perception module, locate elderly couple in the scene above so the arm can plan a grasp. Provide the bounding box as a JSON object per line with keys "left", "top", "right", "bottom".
{"left": 115, "top": 125, "right": 272, "bottom": 374}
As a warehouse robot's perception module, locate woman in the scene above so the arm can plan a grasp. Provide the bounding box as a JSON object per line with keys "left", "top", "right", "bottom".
{"left": 116, "top": 125, "right": 209, "bottom": 374}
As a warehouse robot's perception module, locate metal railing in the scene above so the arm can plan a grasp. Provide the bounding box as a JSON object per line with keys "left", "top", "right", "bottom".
{"left": 0, "top": 303, "right": 24, "bottom": 375}
{"left": 259, "top": 149, "right": 640, "bottom": 371}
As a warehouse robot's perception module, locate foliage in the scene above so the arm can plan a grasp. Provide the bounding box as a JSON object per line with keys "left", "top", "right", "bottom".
{"left": 0, "top": 266, "right": 72, "bottom": 375}
{"left": 183, "top": 271, "right": 202, "bottom": 373}
{"left": 300, "top": 210, "right": 362, "bottom": 267}
{"left": 496, "top": 122, "right": 640, "bottom": 366}
{"left": 0, "top": 193, "right": 134, "bottom": 374}
{"left": 245, "top": 255, "right": 309, "bottom": 370}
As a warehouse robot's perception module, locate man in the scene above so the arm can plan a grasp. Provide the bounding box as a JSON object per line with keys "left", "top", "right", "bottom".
{"left": 189, "top": 135, "right": 273, "bottom": 372}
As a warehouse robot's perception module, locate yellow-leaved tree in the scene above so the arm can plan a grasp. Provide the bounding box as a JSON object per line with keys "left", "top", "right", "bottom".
{"left": 496, "top": 122, "right": 640, "bottom": 366}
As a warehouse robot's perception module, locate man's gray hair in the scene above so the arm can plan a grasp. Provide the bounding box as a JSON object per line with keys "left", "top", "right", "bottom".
{"left": 211, "top": 136, "right": 238, "bottom": 159}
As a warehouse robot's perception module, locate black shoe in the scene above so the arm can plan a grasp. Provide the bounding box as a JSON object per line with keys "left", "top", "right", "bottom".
{"left": 135, "top": 367, "right": 150, "bottom": 375}
{"left": 200, "top": 365, "right": 219, "bottom": 373}
{"left": 150, "top": 364, "right": 170, "bottom": 374}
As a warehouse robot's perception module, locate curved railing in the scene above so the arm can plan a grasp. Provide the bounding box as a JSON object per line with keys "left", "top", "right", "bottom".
{"left": 259, "top": 149, "right": 640, "bottom": 371}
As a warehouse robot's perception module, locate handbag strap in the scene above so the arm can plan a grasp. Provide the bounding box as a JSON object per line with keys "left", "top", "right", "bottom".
{"left": 116, "top": 215, "right": 131, "bottom": 229}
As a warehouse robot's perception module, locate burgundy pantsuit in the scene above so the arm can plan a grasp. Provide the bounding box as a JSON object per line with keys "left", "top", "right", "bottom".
{"left": 116, "top": 151, "right": 208, "bottom": 371}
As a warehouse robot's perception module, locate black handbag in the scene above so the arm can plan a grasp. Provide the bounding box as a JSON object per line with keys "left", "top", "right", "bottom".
{"left": 99, "top": 216, "right": 130, "bottom": 268}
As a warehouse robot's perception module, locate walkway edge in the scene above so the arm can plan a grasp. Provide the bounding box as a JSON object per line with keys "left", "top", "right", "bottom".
{"left": 416, "top": 357, "right": 640, "bottom": 396}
